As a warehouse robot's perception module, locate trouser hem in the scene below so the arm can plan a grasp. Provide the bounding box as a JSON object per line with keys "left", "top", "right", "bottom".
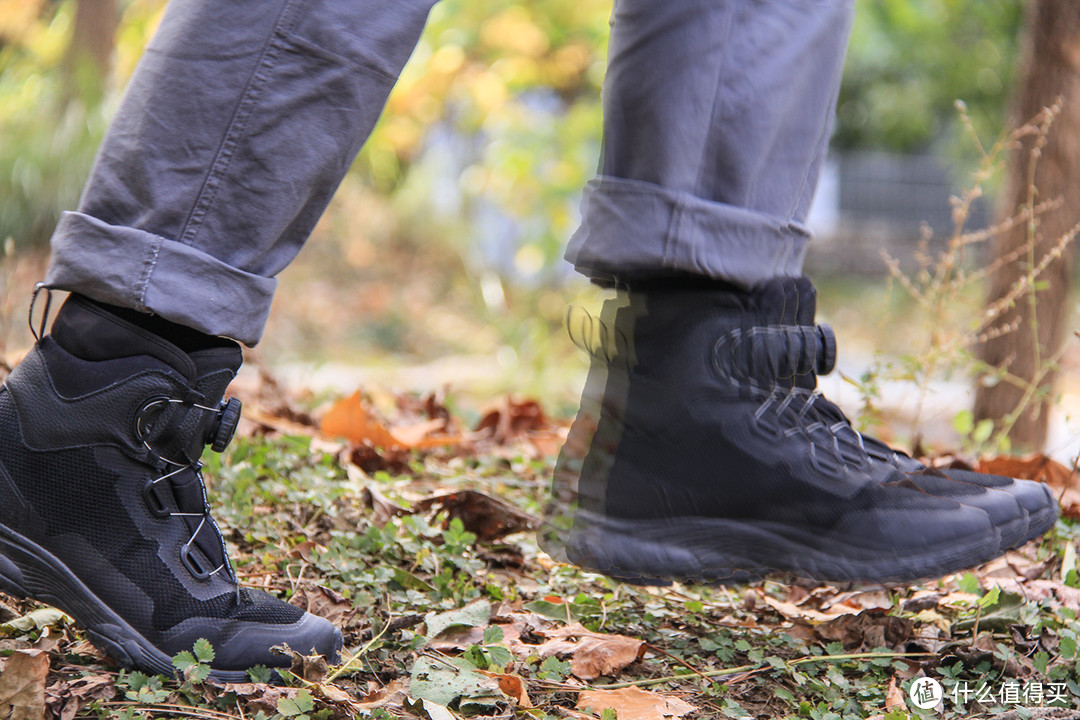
{"left": 565, "top": 177, "right": 810, "bottom": 288}
{"left": 44, "top": 212, "right": 276, "bottom": 346}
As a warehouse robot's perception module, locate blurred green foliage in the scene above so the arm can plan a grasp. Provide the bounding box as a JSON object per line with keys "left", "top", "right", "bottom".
{"left": 836, "top": 0, "right": 1025, "bottom": 153}
{"left": 1, "top": 0, "right": 1024, "bottom": 269}
{"left": 0, "top": 0, "right": 162, "bottom": 249}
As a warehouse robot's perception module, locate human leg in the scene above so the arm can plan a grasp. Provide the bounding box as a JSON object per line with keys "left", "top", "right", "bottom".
{"left": 549, "top": 0, "right": 1056, "bottom": 584}
{"left": 1, "top": 0, "right": 436, "bottom": 679}
{"left": 45, "top": 0, "right": 437, "bottom": 346}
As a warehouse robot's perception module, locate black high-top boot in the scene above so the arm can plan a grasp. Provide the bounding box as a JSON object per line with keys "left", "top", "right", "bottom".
{"left": 546, "top": 278, "right": 1019, "bottom": 585}
{"left": 777, "top": 278, "right": 1057, "bottom": 551}
{"left": 0, "top": 295, "right": 341, "bottom": 681}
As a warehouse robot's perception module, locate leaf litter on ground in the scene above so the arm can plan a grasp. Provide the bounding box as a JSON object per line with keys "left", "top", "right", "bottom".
{"left": 3, "top": 365, "right": 1080, "bottom": 719}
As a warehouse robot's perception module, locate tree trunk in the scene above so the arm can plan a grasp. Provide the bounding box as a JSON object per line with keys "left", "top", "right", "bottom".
{"left": 61, "top": 0, "right": 119, "bottom": 106}
{"left": 973, "top": 0, "right": 1080, "bottom": 452}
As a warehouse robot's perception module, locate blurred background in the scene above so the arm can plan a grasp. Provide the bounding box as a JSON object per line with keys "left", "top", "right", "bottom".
{"left": 2, "top": 0, "right": 1079, "bottom": 457}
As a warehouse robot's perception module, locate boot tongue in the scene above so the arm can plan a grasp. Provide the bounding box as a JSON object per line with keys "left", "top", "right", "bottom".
{"left": 190, "top": 345, "right": 244, "bottom": 396}
{"left": 51, "top": 295, "right": 197, "bottom": 379}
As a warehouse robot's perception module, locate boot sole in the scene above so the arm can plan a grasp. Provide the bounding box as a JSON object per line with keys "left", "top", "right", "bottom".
{"left": 560, "top": 511, "right": 1003, "bottom": 586}
{"left": 0, "top": 521, "right": 320, "bottom": 683}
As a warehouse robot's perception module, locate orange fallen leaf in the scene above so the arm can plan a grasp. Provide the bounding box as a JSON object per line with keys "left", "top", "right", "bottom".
{"left": 322, "top": 391, "right": 403, "bottom": 448}
{"left": 577, "top": 687, "right": 696, "bottom": 720}
{"left": 321, "top": 391, "right": 465, "bottom": 450}
{"left": 480, "top": 671, "right": 532, "bottom": 708}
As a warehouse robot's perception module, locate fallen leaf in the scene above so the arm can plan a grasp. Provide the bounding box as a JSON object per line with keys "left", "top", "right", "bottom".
{"left": 0, "top": 607, "right": 70, "bottom": 635}
{"left": 356, "top": 678, "right": 407, "bottom": 710}
{"left": 44, "top": 674, "right": 115, "bottom": 720}
{"left": 978, "top": 454, "right": 1076, "bottom": 490}
{"left": 760, "top": 594, "right": 860, "bottom": 624}
{"left": 885, "top": 677, "right": 907, "bottom": 712}
{"left": 321, "top": 391, "right": 464, "bottom": 450}
{"left": 322, "top": 391, "right": 407, "bottom": 448}
{"left": 242, "top": 405, "right": 318, "bottom": 437}
{"left": 271, "top": 644, "right": 330, "bottom": 683}
{"left": 362, "top": 486, "right": 409, "bottom": 525}
{"left": 476, "top": 397, "right": 550, "bottom": 444}
{"left": 0, "top": 648, "right": 50, "bottom": 720}
{"left": 413, "top": 490, "right": 539, "bottom": 541}
{"left": 528, "top": 623, "right": 645, "bottom": 680}
{"left": 425, "top": 600, "right": 492, "bottom": 640}
{"left": 409, "top": 657, "right": 503, "bottom": 709}
{"left": 404, "top": 697, "right": 462, "bottom": 720}
{"left": 577, "top": 687, "right": 696, "bottom": 720}
{"left": 288, "top": 585, "right": 355, "bottom": 627}
{"left": 480, "top": 671, "right": 532, "bottom": 708}
{"left": 222, "top": 683, "right": 290, "bottom": 715}
{"left": 317, "top": 683, "right": 355, "bottom": 705}
{"left": 814, "top": 611, "right": 913, "bottom": 651}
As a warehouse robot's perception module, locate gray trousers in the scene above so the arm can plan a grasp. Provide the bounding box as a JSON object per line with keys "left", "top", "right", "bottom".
{"left": 44, "top": 0, "right": 854, "bottom": 346}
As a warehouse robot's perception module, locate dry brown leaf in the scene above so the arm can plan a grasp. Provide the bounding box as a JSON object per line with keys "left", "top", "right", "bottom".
{"left": 476, "top": 397, "right": 550, "bottom": 443}
{"left": 0, "top": 648, "right": 50, "bottom": 720}
{"left": 271, "top": 644, "right": 330, "bottom": 683}
{"left": 554, "top": 708, "right": 596, "bottom": 720}
{"left": 885, "top": 677, "right": 907, "bottom": 712}
{"left": 288, "top": 585, "right": 356, "bottom": 627}
{"left": 528, "top": 623, "right": 645, "bottom": 680}
{"left": 814, "top": 611, "right": 914, "bottom": 651}
{"left": 317, "top": 683, "right": 356, "bottom": 705}
{"left": 823, "top": 590, "right": 893, "bottom": 613}
{"left": 429, "top": 619, "right": 525, "bottom": 653}
{"left": 356, "top": 679, "right": 407, "bottom": 710}
{"left": 44, "top": 674, "right": 115, "bottom": 720}
{"left": 361, "top": 486, "right": 409, "bottom": 525}
{"left": 577, "top": 687, "right": 696, "bottom": 720}
{"left": 412, "top": 489, "right": 539, "bottom": 542}
{"left": 760, "top": 594, "right": 861, "bottom": 624}
{"left": 978, "top": 454, "right": 1076, "bottom": 490}
{"left": 242, "top": 405, "right": 318, "bottom": 437}
{"left": 389, "top": 419, "right": 448, "bottom": 447}
{"left": 1059, "top": 487, "right": 1080, "bottom": 521}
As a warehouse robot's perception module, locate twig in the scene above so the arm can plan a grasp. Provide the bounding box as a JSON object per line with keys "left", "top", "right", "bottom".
{"left": 590, "top": 651, "right": 933, "bottom": 691}
{"left": 644, "top": 643, "right": 712, "bottom": 686}
{"left": 591, "top": 662, "right": 761, "bottom": 690}
{"left": 327, "top": 611, "right": 394, "bottom": 682}
{"left": 101, "top": 702, "right": 238, "bottom": 720}
{"left": 356, "top": 614, "right": 424, "bottom": 642}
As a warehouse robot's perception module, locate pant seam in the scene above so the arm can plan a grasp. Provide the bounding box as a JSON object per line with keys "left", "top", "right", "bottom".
{"left": 135, "top": 235, "right": 164, "bottom": 312}
{"left": 175, "top": 1, "right": 299, "bottom": 250}
{"left": 663, "top": 199, "right": 683, "bottom": 267}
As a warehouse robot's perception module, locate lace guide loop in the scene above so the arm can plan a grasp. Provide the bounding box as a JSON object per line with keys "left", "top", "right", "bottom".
{"left": 28, "top": 283, "right": 53, "bottom": 342}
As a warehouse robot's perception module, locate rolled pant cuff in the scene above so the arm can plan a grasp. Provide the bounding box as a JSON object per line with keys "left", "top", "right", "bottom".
{"left": 565, "top": 177, "right": 811, "bottom": 288}
{"left": 44, "top": 211, "right": 276, "bottom": 346}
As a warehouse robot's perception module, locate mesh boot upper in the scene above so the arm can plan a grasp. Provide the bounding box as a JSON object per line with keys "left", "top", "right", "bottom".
{"left": 0, "top": 299, "right": 308, "bottom": 660}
